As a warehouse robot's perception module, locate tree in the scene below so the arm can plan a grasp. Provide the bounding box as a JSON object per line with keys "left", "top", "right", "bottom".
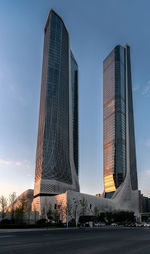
{"left": 73, "top": 200, "right": 80, "bottom": 227}
{"left": 80, "top": 198, "right": 87, "bottom": 217}
{"left": 41, "top": 198, "right": 49, "bottom": 220}
{"left": 0, "top": 195, "right": 7, "bottom": 219}
{"left": 98, "top": 212, "right": 105, "bottom": 223}
{"left": 33, "top": 204, "right": 38, "bottom": 224}
{"left": 93, "top": 206, "right": 100, "bottom": 222}
{"left": 14, "top": 195, "right": 27, "bottom": 224}
{"left": 58, "top": 201, "right": 67, "bottom": 223}
{"left": 41, "top": 207, "right": 46, "bottom": 219}
{"left": 58, "top": 200, "right": 72, "bottom": 227}
{"left": 105, "top": 212, "right": 113, "bottom": 225}
{"left": 26, "top": 203, "right": 32, "bottom": 225}
{"left": 52, "top": 210, "right": 60, "bottom": 223}
{"left": 66, "top": 201, "right": 72, "bottom": 228}
{"left": 113, "top": 211, "right": 135, "bottom": 224}
{"left": 47, "top": 204, "right": 53, "bottom": 221}
{"left": 9, "top": 192, "right": 17, "bottom": 222}
{"left": 19, "top": 195, "right": 27, "bottom": 212}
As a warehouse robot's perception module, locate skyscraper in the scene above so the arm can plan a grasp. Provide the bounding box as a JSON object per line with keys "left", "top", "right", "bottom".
{"left": 33, "top": 9, "right": 79, "bottom": 207}
{"left": 103, "top": 45, "right": 138, "bottom": 198}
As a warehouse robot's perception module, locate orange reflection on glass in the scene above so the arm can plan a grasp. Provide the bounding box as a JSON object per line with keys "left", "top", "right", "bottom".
{"left": 104, "top": 175, "right": 116, "bottom": 193}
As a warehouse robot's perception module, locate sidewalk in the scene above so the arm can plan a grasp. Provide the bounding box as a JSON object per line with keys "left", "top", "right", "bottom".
{"left": 0, "top": 227, "right": 78, "bottom": 233}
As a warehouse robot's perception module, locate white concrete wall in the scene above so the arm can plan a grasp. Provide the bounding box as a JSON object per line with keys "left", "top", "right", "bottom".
{"left": 32, "top": 187, "right": 139, "bottom": 224}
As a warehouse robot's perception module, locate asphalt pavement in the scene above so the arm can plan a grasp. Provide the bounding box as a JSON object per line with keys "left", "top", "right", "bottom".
{"left": 0, "top": 227, "right": 150, "bottom": 254}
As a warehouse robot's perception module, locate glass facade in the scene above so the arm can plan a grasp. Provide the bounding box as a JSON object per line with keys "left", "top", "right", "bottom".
{"left": 34, "top": 10, "right": 79, "bottom": 196}
{"left": 103, "top": 45, "right": 137, "bottom": 197}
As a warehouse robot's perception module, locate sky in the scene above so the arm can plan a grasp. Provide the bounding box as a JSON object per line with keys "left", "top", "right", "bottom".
{"left": 0, "top": 0, "right": 150, "bottom": 199}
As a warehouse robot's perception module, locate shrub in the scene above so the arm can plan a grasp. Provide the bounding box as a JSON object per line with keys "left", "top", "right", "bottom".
{"left": 0, "top": 219, "right": 11, "bottom": 224}
{"left": 36, "top": 219, "right": 48, "bottom": 225}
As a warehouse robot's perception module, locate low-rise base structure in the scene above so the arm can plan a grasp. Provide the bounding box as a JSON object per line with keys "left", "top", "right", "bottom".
{"left": 32, "top": 187, "right": 140, "bottom": 223}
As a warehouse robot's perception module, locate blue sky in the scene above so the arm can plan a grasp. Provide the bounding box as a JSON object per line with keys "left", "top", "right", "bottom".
{"left": 0, "top": 0, "right": 150, "bottom": 199}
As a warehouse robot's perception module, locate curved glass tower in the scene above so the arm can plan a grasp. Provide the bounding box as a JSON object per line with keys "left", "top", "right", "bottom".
{"left": 33, "top": 9, "right": 79, "bottom": 202}
{"left": 103, "top": 45, "right": 138, "bottom": 198}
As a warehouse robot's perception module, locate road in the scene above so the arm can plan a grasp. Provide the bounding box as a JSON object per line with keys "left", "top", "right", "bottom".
{"left": 0, "top": 227, "right": 150, "bottom": 254}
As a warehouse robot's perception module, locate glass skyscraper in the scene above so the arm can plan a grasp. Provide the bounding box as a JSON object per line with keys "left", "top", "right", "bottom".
{"left": 103, "top": 45, "right": 138, "bottom": 198}
{"left": 33, "top": 9, "right": 79, "bottom": 201}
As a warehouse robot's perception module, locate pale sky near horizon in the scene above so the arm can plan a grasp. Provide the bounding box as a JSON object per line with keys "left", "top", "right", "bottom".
{"left": 0, "top": 0, "right": 150, "bottom": 199}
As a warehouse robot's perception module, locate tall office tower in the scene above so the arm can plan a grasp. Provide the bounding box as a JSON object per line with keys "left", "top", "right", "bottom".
{"left": 33, "top": 9, "right": 79, "bottom": 207}
{"left": 103, "top": 45, "right": 138, "bottom": 198}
